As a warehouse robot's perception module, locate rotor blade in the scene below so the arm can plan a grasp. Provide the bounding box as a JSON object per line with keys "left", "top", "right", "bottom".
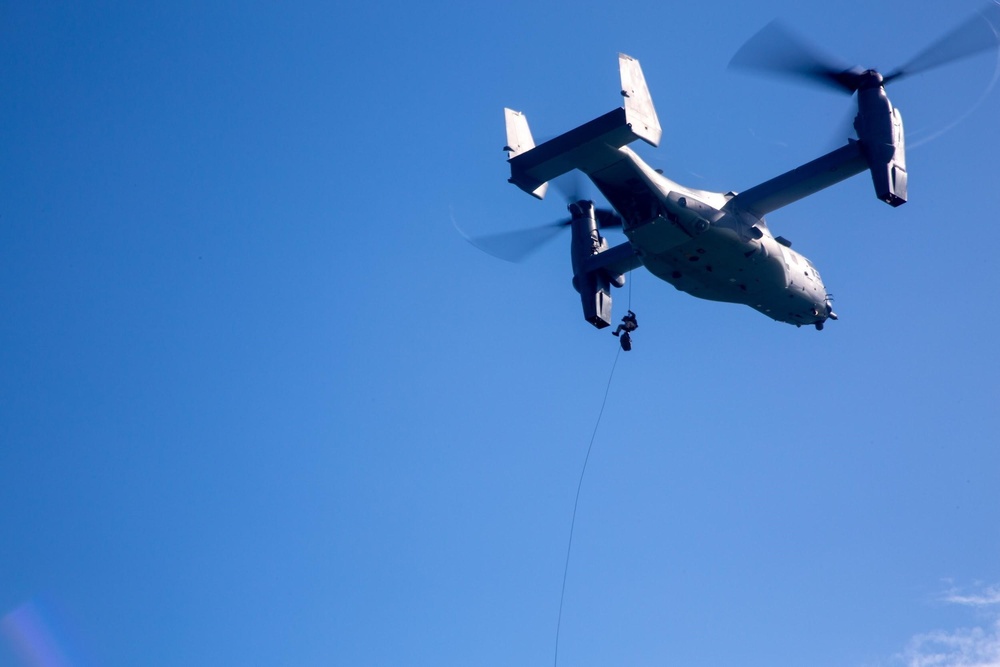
{"left": 551, "top": 172, "right": 587, "bottom": 204}
{"left": 552, "top": 175, "right": 623, "bottom": 229}
{"left": 595, "top": 209, "right": 623, "bottom": 228}
{"left": 828, "top": 99, "right": 859, "bottom": 147}
{"left": 729, "top": 20, "right": 862, "bottom": 94}
{"left": 884, "top": 2, "right": 1000, "bottom": 84}
{"left": 461, "top": 220, "right": 568, "bottom": 263}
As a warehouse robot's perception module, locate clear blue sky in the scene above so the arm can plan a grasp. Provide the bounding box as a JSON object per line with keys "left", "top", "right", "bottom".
{"left": 2, "top": 2, "right": 999, "bottom": 666}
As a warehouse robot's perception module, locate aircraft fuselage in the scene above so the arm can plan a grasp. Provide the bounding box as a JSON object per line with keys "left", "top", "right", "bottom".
{"left": 598, "top": 147, "right": 836, "bottom": 329}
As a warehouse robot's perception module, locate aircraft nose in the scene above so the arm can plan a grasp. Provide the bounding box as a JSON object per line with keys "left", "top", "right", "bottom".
{"left": 811, "top": 300, "right": 837, "bottom": 330}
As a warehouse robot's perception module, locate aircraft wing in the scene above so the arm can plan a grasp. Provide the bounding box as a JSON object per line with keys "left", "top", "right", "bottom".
{"left": 729, "top": 141, "right": 868, "bottom": 218}
{"left": 584, "top": 240, "right": 644, "bottom": 277}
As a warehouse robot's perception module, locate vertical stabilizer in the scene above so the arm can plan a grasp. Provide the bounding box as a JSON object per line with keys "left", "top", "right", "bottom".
{"left": 503, "top": 108, "right": 548, "bottom": 199}
{"left": 619, "top": 54, "right": 662, "bottom": 147}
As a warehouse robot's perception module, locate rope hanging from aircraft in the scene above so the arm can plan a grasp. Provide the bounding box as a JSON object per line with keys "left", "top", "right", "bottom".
{"left": 627, "top": 265, "right": 634, "bottom": 312}
{"left": 552, "top": 345, "right": 622, "bottom": 667}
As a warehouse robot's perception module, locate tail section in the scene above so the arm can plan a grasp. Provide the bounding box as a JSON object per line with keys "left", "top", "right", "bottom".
{"left": 619, "top": 53, "right": 662, "bottom": 147}
{"left": 503, "top": 109, "right": 548, "bottom": 199}
{"left": 503, "top": 108, "right": 536, "bottom": 157}
{"left": 503, "top": 53, "right": 662, "bottom": 200}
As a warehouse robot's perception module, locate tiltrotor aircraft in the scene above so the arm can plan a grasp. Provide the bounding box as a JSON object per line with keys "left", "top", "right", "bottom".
{"left": 497, "top": 5, "right": 1000, "bottom": 331}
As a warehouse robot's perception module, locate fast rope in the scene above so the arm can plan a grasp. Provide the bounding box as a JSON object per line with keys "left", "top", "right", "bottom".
{"left": 552, "top": 343, "right": 622, "bottom": 667}
{"left": 627, "top": 264, "right": 634, "bottom": 311}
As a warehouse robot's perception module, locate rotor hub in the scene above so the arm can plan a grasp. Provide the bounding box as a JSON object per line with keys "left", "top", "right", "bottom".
{"left": 857, "top": 69, "right": 884, "bottom": 90}
{"left": 567, "top": 200, "right": 595, "bottom": 218}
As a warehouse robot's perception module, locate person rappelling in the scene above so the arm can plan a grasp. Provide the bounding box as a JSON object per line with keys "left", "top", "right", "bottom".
{"left": 612, "top": 310, "right": 638, "bottom": 351}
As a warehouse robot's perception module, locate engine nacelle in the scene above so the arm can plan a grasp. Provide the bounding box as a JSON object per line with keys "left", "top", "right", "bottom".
{"left": 569, "top": 201, "right": 614, "bottom": 328}
{"left": 855, "top": 86, "right": 907, "bottom": 207}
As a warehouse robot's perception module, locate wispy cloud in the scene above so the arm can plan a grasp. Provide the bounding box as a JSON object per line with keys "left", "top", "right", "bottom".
{"left": 896, "top": 583, "right": 1000, "bottom": 667}
{"left": 899, "top": 619, "right": 1000, "bottom": 667}
{"left": 943, "top": 585, "right": 1000, "bottom": 608}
